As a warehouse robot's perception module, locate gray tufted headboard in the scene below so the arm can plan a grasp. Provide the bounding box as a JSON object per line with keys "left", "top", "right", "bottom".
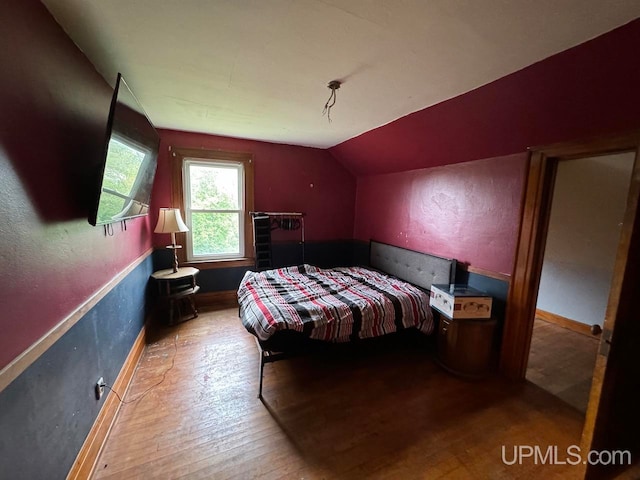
{"left": 369, "top": 241, "right": 456, "bottom": 291}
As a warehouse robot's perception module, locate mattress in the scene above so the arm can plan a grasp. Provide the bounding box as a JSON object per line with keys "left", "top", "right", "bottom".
{"left": 238, "top": 264, "right": 434, "bottom": 343}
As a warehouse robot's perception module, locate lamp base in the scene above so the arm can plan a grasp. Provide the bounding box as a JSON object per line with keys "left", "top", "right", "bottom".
{"left": 166, "top": 244, "right": 183, "bottom": 273}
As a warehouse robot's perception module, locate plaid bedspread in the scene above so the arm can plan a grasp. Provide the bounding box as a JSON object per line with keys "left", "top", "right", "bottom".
{"left": 238, "top": 264, "right": 433, "bottom": 343}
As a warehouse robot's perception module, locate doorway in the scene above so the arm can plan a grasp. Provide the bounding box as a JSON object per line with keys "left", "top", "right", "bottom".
{"left": 525, "top": 153, "right": 635, "bottom": 413}
{"left": 500, "top": 131, "right": 640, "bottom": 479}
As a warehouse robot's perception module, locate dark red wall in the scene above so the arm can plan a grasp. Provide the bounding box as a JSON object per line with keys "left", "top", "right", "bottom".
{"left": 0, "top": 0, "right": 154, "bottom": 370}
{"left": 340, "top": 19, "right": 640, "bottom": 275}
{"left": 354, "top": 154, "right": 528, "bottom": 275}
{"left": 152, "top": 130, "right": 356, "bottom": 243}
{"left": 3, "top": 2, "right": 638, "bottom": 370}
{"left": 330, "top": 19, "right": 640, "bottom": 177}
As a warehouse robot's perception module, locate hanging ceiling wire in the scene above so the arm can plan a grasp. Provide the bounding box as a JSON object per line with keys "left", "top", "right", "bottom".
{"left": 322, "top": 80, "right": 341, "bottom": 123}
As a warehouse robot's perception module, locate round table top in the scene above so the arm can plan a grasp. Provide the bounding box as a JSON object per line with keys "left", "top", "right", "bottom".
{"left": 151, "top": 267, "right": 200, "bottom": 280}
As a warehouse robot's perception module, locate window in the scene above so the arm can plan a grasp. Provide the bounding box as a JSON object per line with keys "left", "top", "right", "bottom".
{"left": 171, "top": 148, "right": 254, "bottom": 267}
{"left": 184, "top": 160, "right": 244, "bottom": 260}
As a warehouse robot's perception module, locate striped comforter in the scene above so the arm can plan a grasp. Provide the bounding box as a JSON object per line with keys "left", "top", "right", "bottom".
{"left": 238, "top": 264, "right": 433, "bottom": 343}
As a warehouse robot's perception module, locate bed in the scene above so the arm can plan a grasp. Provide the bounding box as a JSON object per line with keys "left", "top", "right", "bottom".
{"left": 238, "top": 241, "right": 456, "bottom": 397}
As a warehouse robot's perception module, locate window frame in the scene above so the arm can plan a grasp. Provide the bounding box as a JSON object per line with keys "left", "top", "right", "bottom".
{"left": 183, "top": 159, "right": 245, "bottom": 261}
{"left": 170, "top": 147, "right": 254, "bottom": 269}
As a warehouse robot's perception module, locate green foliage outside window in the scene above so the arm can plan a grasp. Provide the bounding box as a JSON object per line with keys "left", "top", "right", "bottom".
{"left": 192, "top": 212, "right": 239, "bottom": 255}
{"left": 188, "top": 164, "right": 242, "bottom": 256}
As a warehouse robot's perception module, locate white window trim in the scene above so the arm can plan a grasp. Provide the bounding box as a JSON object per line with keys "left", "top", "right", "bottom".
{"left": 182, "top": 158, "right": 246, "bottom": 262}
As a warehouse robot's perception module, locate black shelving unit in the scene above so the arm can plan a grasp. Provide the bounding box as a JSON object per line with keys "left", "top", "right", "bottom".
{"left": 251, "top": 212, "right": 305, "bottom": 270}
{"left": 252, "top": 214, "right": 273, "bottom": 270}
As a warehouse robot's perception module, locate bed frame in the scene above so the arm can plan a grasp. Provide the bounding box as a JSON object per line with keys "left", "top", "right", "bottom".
{"left": 253, "top": 240, "right": 456, "bottom": 398}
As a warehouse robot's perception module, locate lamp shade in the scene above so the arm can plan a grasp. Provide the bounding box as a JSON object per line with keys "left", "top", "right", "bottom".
{"left": 154, "top": 208, "right": 189, "bottom": 233}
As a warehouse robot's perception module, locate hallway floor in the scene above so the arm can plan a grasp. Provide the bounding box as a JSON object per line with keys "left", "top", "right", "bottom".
{"left": 526, "top": 318, "right": 599, "bottom": 413}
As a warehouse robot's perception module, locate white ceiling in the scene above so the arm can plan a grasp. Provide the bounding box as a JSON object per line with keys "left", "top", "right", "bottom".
{"left": 41, "top": 0, "right": 640, "bottom": 149}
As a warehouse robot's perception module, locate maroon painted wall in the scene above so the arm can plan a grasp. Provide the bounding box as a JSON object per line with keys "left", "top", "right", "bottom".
{"left": 340, "top": 19, "right": 640, "bottom": 275}
{"left": 152, "top": 130, "right": 356, "bottom": 244}
{"left": 354, "top": 154, "right": 527, "bottom": 275}
{"left": 3, "top": 2, "right": 637, "bottom": 372}
{"left": 0, "top": 0, "right": 154, "bottom": 370}
{"left": 330, "top": 19, "right": 640, "bottom": 177}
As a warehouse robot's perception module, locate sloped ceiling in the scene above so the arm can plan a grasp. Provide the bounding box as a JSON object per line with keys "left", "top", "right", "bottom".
{"left": 42, "top": 0, "right": 639, "bottom": 150}
{"left": 329, "top": 18, "right": 640, "bottom": 176}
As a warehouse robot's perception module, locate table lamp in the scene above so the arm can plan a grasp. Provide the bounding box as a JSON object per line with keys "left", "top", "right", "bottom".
{"left": 154, "top": 208, "right": 189, "bottom": 273}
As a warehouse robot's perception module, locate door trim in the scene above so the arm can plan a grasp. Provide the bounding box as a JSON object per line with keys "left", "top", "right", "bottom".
{"left": 500, "top": 131, "right": 640, "bottom": 379}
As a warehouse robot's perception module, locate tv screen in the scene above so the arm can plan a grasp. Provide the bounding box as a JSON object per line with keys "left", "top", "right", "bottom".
{"left": 89, "top": 73, "right": 160, "bottom": 226}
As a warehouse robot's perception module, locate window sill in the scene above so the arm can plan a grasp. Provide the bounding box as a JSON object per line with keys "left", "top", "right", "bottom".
{"left": 182, "top": 258, "right": 255, "bottom": 270}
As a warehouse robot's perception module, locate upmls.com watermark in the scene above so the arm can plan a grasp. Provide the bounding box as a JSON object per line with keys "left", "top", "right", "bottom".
{"left": 502, "top": 445, "right": 632, "bottom": 466}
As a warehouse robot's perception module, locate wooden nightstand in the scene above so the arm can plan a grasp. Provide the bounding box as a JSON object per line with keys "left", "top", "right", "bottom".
{"left": 436, "top": 314, "right": 497, "bottom": 378}
{"left": 430, "top": 284, "right": 496, "bottom": 377}
{"left": 151, "top": 267, "right": 200, "bottom": 325}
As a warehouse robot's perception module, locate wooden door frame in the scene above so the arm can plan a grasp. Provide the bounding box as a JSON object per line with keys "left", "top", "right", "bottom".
{"left": 500, "top": 131, "right": 640, "bottom": 380}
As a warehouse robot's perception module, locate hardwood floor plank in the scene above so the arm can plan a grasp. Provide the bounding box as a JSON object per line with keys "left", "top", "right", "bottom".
{"left": 92, "top": 307, "right": 596, "bottom": 479}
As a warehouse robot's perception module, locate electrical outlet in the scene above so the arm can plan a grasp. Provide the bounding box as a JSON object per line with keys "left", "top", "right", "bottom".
{"left": 95, "top": 377, "right": 105, "bottom": 400}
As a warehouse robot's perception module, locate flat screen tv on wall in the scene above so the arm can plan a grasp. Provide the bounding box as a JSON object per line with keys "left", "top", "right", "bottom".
{"left": 89, "top": 73, "right": 160, "bottom": 226}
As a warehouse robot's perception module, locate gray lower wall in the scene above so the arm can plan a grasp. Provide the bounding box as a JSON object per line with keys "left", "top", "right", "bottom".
{"left": 456, "top": 269, "right": 510, "bottom": 353}
{"left": 0, "top": 255, "right": 153, "bottom": 480}
{"left": 155, "top": 240, "right": 363, "bottom": 294}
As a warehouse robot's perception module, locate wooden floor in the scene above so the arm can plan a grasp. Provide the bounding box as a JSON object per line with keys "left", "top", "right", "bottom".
{"left": 526, "top": 318, "right": 599, "bottom": 413}
{"left": 92, "top": 308, "right": 593, "bottom": 479}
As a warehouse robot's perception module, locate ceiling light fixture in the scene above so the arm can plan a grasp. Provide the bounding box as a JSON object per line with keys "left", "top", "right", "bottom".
{"left": 322, "top": 80, "right": 341, "bottom": 123}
